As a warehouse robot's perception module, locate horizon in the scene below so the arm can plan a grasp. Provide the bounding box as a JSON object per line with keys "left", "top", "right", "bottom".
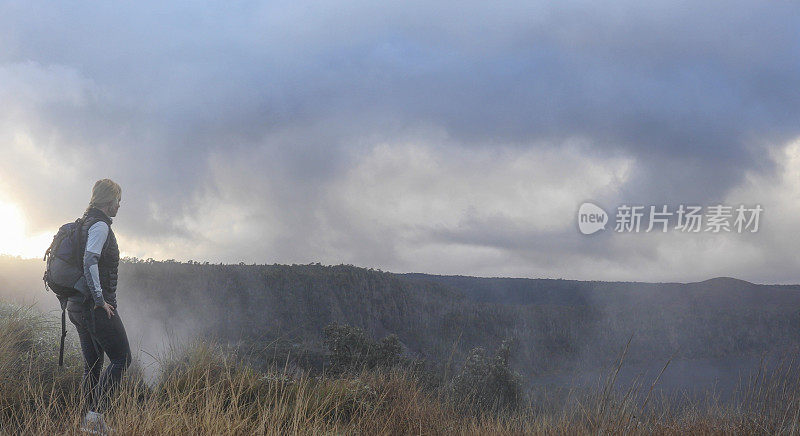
{"left": 4, "top": 253, "right": 798, "bottom": 287}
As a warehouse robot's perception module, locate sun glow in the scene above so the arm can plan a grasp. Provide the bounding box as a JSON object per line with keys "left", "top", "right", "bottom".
{"left": 0, "top": 199, "right": 52, "bottom": 259}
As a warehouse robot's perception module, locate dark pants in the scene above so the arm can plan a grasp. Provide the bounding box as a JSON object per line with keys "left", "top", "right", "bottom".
{"left": 67, "top": 304, "right": 132, "bottom": 413}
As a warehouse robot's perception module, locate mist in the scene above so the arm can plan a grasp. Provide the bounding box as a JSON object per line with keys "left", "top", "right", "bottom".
{"left": 4, "top": 255, "right": 797, "bottom": 401}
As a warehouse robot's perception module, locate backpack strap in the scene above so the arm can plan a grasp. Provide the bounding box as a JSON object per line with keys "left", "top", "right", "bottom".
{"left": 58, "top": 300, "right": 67, "bottom": 367}
{"left": 73, "top": 217, "right": 85, "bottom": 268}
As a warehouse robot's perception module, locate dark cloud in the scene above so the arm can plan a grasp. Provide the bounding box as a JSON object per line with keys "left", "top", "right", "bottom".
{"left": 0, "top": 1, "right": 798, "bottom": 279}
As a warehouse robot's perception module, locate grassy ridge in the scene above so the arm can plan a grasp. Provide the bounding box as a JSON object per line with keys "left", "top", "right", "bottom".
{"left": 3, "top": 301, "right": 800, "bottom": 435}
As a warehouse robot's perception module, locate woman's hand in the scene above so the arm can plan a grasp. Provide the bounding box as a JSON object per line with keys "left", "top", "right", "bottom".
{"left": 95, "top": 301, "right": 115, "bottom": 319}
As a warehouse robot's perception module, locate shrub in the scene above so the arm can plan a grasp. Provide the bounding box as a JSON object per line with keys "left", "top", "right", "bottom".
{"left": 451, "top": 339, "right": 524, "bottom": 413}
{"left": 323, "top": 323, "right": 403, "bottom": 375}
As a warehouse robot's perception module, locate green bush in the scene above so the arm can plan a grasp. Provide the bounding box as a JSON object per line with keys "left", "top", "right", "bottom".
{"left": 323, "top": 323, "right": 403, "bottom": 375}
{"left": 451, "top": 339, "right": 524, "bottom": 413}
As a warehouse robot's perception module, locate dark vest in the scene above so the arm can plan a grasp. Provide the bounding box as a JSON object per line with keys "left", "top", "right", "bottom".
{"left": 81, "top": 207, "right": 120, "bottom": 304}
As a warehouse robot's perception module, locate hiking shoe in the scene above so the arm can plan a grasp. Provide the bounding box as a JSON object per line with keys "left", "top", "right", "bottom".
{"left": 81, "top": 411, "right": 114, "bottom": 435}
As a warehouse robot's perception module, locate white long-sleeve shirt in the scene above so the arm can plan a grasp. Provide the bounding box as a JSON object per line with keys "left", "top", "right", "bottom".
{"left": 83, "top": 221, "right": 109, "bottom": 306}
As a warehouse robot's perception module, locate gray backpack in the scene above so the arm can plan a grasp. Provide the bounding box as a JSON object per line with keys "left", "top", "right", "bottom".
{"left": 43, "top": 218, "right": 85, "bottom": 366}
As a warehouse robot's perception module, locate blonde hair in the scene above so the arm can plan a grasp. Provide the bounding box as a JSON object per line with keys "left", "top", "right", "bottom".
{"left": 89, "top": 179, "right": 122, "bottom": 210}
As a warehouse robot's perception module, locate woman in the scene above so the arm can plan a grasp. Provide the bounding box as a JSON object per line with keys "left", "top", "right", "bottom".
{"left": 66, "top": 179, "right": 131, "bottom": 434}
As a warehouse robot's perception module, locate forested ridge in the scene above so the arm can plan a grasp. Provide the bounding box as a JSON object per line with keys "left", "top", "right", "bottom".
{"left": 117, "top": 259, "right": 800, "bottom": 377}
{"left": 120, "top": 260, "right": 594, "bottom": 374}
{"left": 1, "top": 255, "right": 797, "bottom": 378}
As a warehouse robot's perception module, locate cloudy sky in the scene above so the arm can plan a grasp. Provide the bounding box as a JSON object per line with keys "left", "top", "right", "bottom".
{"left": 0, "top": 1, "right": 798, "bottom": 283}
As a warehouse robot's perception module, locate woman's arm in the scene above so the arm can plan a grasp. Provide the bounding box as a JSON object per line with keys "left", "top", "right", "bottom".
{"left": 84, "top": 221, "right": 114, "bottom": 317}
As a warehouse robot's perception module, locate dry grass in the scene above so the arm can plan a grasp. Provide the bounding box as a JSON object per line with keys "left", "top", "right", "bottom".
{"left": 2, "top": 302, "right": 800, "bottom": 435}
